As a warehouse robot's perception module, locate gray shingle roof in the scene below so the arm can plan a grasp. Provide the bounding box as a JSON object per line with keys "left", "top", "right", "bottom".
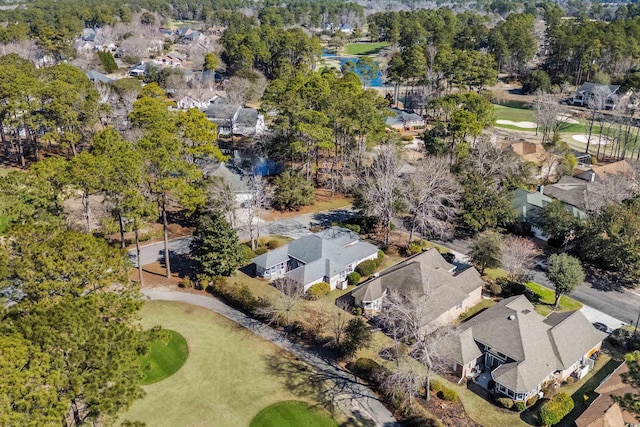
{"left": 450, "top": 295, "right": 606, "bottom": 393}
{"left": 351, "top": 249, "right": 483, "bottom": 324}
{"left": 252, "top": 227, "right": 378, "bottom": 285}
{"left": 543, "top": 176, "right": 587, "bottom": 209}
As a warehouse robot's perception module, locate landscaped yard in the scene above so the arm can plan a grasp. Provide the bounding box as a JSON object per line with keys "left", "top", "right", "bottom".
{"left": 525, "top": 281, "right": 583, "bottom": 315}
{"left": 121, "top": 301, "right": 343, "bottom": 426}
{"left": 139, "top": 329, "right": 189, "bottom": 385}
{"left": 344, "top": 42, "right": 389, "bottom": 55}
{"left": 250, "top": 401, "right": 338, "bottom": 427}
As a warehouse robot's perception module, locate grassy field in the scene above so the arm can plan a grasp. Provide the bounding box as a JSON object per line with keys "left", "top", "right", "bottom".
{"left": 250, "top": 401, "right": 338, "bottom": 427}
{"left": 139, "top": 329, "right": 189, "bottom": 385}
{"left": 0, "top": 216, "right": 7, "bottom": 235}
{"left": 494, "top": 105, "right": 536, "bottom": 122}
{"left": 343, "top": 42, "right": 390, "bottom": 55}
{"left": 121, "top": 301, "right": 343, "bottom": 427}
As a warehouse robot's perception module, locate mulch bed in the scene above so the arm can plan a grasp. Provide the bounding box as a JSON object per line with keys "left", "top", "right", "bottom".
{"left": 418, "top": 393, "right": 482, "bottom": 427}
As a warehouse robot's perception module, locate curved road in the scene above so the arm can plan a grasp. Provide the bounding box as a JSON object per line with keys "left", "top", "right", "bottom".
{"left": 142, "top": 289, "right": 399, "bottom": 427}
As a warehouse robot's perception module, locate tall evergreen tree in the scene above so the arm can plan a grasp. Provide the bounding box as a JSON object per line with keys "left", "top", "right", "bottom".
{"left": 191, "top": 212, "right": 244, "bottom": 277}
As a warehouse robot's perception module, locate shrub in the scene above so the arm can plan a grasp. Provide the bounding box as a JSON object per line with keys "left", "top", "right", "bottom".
{"left": 254, "top": 247, "right": 268, "bottom": 255}
{"left": 406, "top": 242, "right": 424, "bottom": 256}
{"left": 514, "top": 401, "right": 527, "bottom": 412}
{"left": 401, "top": 134, "right": 414, "bottom": 141}
{"left": 429, "top": 380, "right": 444, "bottom": 394}
{"left": 347, "top": 272, "right": 361, "bottom": 286}
{"left": 307, "top": 282, "right": 330, "bottom": 300}
{"left": 356, "top": 259, "right": 377, "bottom": 277}
{"left": 332, "top": 222, "right": 361, "bottom": 233}
{"left": 439, "top": 388, "right": 458, "bottom": 402}
{"left": 497, "top": 397, "right": 514, "bottom": 409}
{"left": 97, "top": 51, "right": 118, "bottom": 73}
{"left": 240, "top": 244, "right": 255, "bottom": 262}
{"left": 376, "top": 249, "right": 385, "bottom": 266}
{"left": 208, "top": 277, "right": 259, "bottom": 312}
{"left": 181, "top": 276, "right": 193, "bottom": 289}
{"left": 272, "top": 170, "right": 316, "bottom": 211}
{"left": 526, "top": 396, "right": 538, "bottom": 407}
{"left": 489, "top": 282, "right": 503, "bottom": 296}
{"left": 353, "top": 306, "right": 363, "bottom": 316}
{"left": 266, "top": 239, "right": 282, "bottom": 250}
{"left": 539, "top": 393, "right": 574, "bottom": 426}
{"left": 348, "top": 358, "right": 391, "bottom": 384}
{"left": 565, "top": 376, "right": 576, "bottom": 385}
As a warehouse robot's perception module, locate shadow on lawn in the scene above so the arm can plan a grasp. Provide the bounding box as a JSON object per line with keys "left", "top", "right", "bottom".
{"left": 262, "top": 352, "right": 378, "bottom": 427}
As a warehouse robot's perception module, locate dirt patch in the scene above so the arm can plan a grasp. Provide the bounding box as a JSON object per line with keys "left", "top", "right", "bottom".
{"left": 419, "top": 394, "right": 482, "bottom": 427}
{"left": 130, "top": 261, "right": 185, "bottom": 289}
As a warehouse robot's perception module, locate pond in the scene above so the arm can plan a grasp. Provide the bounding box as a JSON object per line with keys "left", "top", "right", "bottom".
{"left": 321, "top": 54, "right": 385, "bottom": 87}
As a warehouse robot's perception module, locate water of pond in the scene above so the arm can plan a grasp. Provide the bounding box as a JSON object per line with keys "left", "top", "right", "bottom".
{"left": 321, "top": 54, "right": 385, "bottom": 87}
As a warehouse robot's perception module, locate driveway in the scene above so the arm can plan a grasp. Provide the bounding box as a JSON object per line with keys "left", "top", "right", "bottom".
{"left": 128, "top": 236, "right": 193, "bottom": 267}
{"left": 142, "top": 289, "right": 399, "bottom": 427}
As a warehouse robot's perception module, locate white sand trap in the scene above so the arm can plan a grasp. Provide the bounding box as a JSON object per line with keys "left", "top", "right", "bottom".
{"left": 496, "top": 119, "right": 537, "bottom": 129}
{"left": 556, "top": 114, "right": 580, "bottom": 124}
{"left": 572, "top": 134, "right": 612, "bottom": 145}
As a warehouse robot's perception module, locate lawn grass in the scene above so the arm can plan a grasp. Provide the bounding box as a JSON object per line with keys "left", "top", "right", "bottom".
{"left": 250, "top": 401, "right": 338, "bottom": 427}
{"left": 525, "top": 281, "right": 583, "bottom": 316}
{"left": 457, "top": 299, "right": 495, "bottom": 324}
{"left": 121, "top": 301, "right": 344, "bottom": 426}
{"left": 557, "top": 356, "right": 620, "bottom": 427}
{"left": 493, "top": 105, "right": 536, "bottom": 122}
{"left": 344, "top": 42, "right": 390, "bottom": 55}
{"left": 139, "top": 329, "right": 189, "bottom": 385}
{"left": 483, "top": 268, "right": 508, "bottom": 280}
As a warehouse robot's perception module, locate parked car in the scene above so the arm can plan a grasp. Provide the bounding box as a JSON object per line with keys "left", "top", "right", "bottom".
{"left": 535, "top": 259, "right": 548, "bottom": 271}
{"left": 593, "top": 322, "right": 611, "bottom": 334}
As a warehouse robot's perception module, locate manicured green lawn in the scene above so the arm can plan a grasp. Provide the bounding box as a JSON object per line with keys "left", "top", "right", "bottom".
{"left": 525, "top": 281, "right": 583, "bottom": 315}
{"left": 494, "top": 105, "right": 536, "bottom": 122}
{"left": 139, "top": 329, "right": 189, "bottom": 385}
{"left": 121, "top": 301, "right": 344, "bottom": 426}
{"left": 344, "top": 42, "right": 389, "bottom": 55}
{"left": 250, "top": 401, "right": 338, "bottom": 427}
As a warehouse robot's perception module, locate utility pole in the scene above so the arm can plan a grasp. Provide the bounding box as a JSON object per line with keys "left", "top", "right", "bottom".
{"left": 635, "top": 309, "right": 640, "bottom": 336}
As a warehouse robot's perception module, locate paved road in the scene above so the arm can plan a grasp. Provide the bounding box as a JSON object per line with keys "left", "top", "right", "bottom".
{"left": 129, "top": 208, "right": 357, "bottom": 267}
{"left": 128, "top": 236, "right": 193, "bottom": 267}
{"left": 143, "top": 289, "right": 399, "bottom": 427}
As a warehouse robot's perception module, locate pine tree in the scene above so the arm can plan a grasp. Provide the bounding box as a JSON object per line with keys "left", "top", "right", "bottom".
{"left": 191, "top": 212, "right": 244, "bottom": 277}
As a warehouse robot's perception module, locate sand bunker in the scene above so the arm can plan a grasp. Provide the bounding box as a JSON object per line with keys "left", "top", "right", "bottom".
{"left": 556, "top": 114, "right": 580, "bottom": 124}
{"left": 572, "top": 134, "right": 612, "bottom": 145}
{"left": 495, "top": 119, "right": 537, "bottom": 129}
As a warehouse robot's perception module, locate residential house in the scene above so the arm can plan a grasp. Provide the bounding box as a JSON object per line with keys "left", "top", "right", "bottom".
{"left": 350, "top": 249, "right": 483, "bottom": 330}
{"left": 81, "top": 28, "right": 96, "bottom": 42}
{"left": 540, "top": 177, "right": 589, "bottom": 213}
{"left": 252, "top": 227, "right": 379, "bottom": 291}
{"left": 128, "top": 62, "right": 154, "bottom": 77}
{"left": 572, "top": 82, "right": 631, "bottom": 110}
{"left": 75, "top": 40, "right": 96, "bottom": 54}
{"left": 205, "top": 103, "right": 265, "bottom": 137}
{"left": 575, "top": 362, "right": 636, "bottom": 427}
{"left": 512, "top": 188, "right": 586, "bottom": 240}
{"left": 509, "top": 141, "right": 558, "bottom": 180}
{"left": 159, "top": 28, "right": 174, "bottom": 38}
{"left": 445, "top": 295, "right": 606, "bottom": 402}
{"left": 200, "top": 160, "right": 251, "bottom": 204}
{"left": 183, "top": 30, "right": 204, "bottom": 43}
{"left": 154, "top": 51, "right": 184, "bottom": 68}
{"left": 175, "top": 27, "right": 193, "bottom": 38}
{"left": 86, "top": 70, "right": 114, "bottom": 84}
{"left": 177, "top": 95, "right": 205, "bottom": 110}
{"left": 574, "top": 159, "right": 633, "bottom": 183}
{"left": 385, "top": 108, "right": 423, "bottom": 131}
{"left": 339, "top": 23, "right": 354, "bottom": 34}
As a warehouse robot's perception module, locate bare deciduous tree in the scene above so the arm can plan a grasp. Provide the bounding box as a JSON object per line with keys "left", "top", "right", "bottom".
{"left": 208, "top": 176, "right": 238, "bottom": 227}
{"left": 501, "top": 236, "right": 540, "bottom": 282}
{"left": 329, "top": 299, "right": 351, "bottom": 349}
{"left": 225, "top": 74, "right": 267, "bottom": 106}
{"left": 585, "top": 171, "right": 638, "bottom": 213}
{"left": 257, "top": 277, "right": 305, "bottom": 331}
{"left": 406, "top": 156, "right": 461, "bottom": 242}
{"left": 533, "top": 92, "right": 570, "bottom": 146}
{"left": 377, "top": 289, "right": 453, "bottom": 402}
{"left": 357, "top": 144, "right": 404, "bottom": 245}
{"left": 242, "top": 175, "right": 270, "bottom": 250}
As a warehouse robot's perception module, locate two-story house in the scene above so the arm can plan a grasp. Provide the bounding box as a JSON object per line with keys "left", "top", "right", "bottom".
{"left": 445, "top": 295, "right": 606, "bottom": 402}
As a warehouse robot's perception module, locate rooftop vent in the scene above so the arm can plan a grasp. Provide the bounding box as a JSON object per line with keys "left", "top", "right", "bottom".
{"left": 508, "top": 315, "right": 516, "bottom": 321}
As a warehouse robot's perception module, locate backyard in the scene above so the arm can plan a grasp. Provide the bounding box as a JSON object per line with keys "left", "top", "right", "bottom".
{"left": 121, "top": 301, "right": 345, "bottom": 426}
